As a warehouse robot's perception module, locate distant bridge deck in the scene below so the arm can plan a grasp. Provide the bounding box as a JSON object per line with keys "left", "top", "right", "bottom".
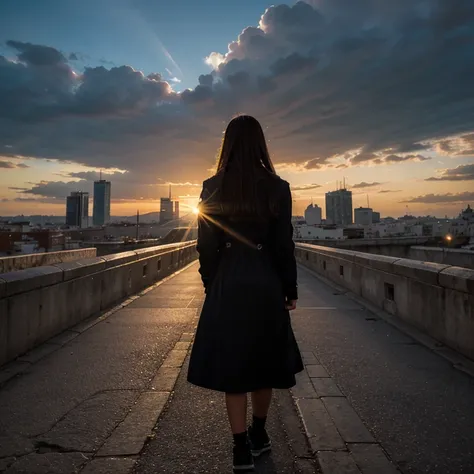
{"left": 1, "top": 263, "right": 473, "bottom": 474}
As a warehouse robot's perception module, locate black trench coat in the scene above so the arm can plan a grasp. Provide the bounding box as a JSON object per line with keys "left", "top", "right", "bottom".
{"left": 187, "top": 174, "right": 304, "bottom": 393}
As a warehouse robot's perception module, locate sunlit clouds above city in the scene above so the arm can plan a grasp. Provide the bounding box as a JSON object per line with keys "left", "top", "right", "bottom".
{"left": 0, "top": 0, "right": 473, "bottom": 218}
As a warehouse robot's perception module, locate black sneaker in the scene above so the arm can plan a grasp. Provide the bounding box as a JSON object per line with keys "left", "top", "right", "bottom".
{"left": 248, "top": 425, "right": 272, "bottom": 457}
{"left": 233, "top": 442, "right": 255, "bottom": 472}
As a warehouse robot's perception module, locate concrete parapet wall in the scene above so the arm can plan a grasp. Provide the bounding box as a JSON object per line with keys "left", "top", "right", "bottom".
{"left": 409, "top": 246, "right": 474, "bottom": 269}
{"left": 0, "top": 242, "right": 197, "bottom": 367}
{"left": 295, "top": 239, "right": 474, "bottom": 269}
{"left": 295, "top": 237, "right": 431, "bottom": 260}
{"left": 296, "top": 237, "right": 428, "bottom": 249}
{"left": 296, "top": 243, "right": 474, "bottom": 361}
{"left": 0, "top": 248, "right": 97, "bottom": 274}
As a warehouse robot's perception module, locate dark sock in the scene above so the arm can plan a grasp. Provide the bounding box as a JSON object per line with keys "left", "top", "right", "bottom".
{"left": 252, "top": 415, "right": 267, "bottom": 432}
{"left": 233, "top": 431, "right": 248, "bottom": 446}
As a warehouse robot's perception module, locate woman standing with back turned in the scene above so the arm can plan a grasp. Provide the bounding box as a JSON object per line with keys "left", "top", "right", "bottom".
{"left": 187, "top": 115, "right": 304, "bottom": 472}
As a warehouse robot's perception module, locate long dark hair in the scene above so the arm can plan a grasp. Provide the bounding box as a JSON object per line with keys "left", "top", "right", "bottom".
{"left": 215, "top": 115, "right": 278, "bottom": 216}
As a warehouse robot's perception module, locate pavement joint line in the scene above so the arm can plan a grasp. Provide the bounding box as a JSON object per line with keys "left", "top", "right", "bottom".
{"left": 0, "top": 259, "right": 199, "bottom": 388}
{"left": 297, "top": 263, "right": 474, "bottom": 379}
{"left": 31, "top": 387, "right": 145, "bottom": 442}
{"left": 291, "top": 340, "right": 398, "bottom": 472}
{"left": 80, "top": 332, "right": 195, "bottom": 472}
{"left": 185, "top": 295, "right": 196, "bottom": 308}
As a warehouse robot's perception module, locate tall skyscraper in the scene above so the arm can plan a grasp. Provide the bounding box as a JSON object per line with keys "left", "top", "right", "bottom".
{"left": 66, "top": 192, "right": 89, "bottom": 228}
{"left": 93, "top": 177, "right": 111, "bottom": 226}
{"left": 160, "top": 185, "right": 174, "bottom": 224}
{"left": 325, "top": 189, "right": 353, "bottom": 226}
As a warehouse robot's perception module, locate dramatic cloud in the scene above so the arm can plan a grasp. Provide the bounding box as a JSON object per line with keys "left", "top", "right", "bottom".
{"left": 8, "top": 187, "right": 29, "bottom": 191}
{"left": 352, "top": 182, "right": 382, "bottom": 189}
{"left": 12, "top": 170, "right": 200, "bottom": 202}
{"left": 0, "top": 160, "right": 29, "bottom": 169}
{"left": 435, "top": 133, "right": 474, "bottom": 157}
{"left": 74, "top": 67, "right": 173, "bottom": 115}
{"left": 382, "top": 154, "right": 430, "bottom": 164}
{"left": 291, "top": 183, "right": 321, "bottom": 191}
{"left": 350, "top": 152, "right": 430, "bottom": 166}
{"left": 304, "top": 157, "right": 332, "bottom": 170}
{"left": 402, "top": 192, "right": 474, "bottom": 204}
{"left": 426, "top": 163, "right": 474, "bottom": 181}
{"left": 379, "top": 189, "right": 402, "bottom": 194}
{"left": 1, "top": 1, "right": 474, "bottom": 182}
{"left": 7, "top": 40, "right": 66, "bottom": 66}
{"left": 22, "top": 180, "right": 90, "bottom": 199}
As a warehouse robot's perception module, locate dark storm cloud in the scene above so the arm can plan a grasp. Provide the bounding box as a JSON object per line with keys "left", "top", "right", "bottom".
{"left": 270, "top": 53, "right": 317, "bottom": 76}
{"left": 396, "top": 143, "right": 431, "bottom": 153}
{"left": 181, "top": 85, "right": 213, "bottom": 104}
{"left": 401, "top": 192, "right": 474, "bottom": 204}
{"left": 23, "top": 180, "right": 90, "bottom": 198}
{"left": 6, "top": 40, "right": 66, "bottom": 66}
{"left": 1, "top": 0, "right": 474, "bottom": 180}
{"left": 0, "top": 42, "right": 174, "bottom": 120}
{"left": 426, "top": 163, "right": 474, "bottom": 181}
{"left": 198, "top": 74, "right": 214, "bottom": 87}
{"left": 73, "top": 66, "right": 172, "bottom": 115}
{"left": 0, "top": 41, "right": 74, "bottom": 120}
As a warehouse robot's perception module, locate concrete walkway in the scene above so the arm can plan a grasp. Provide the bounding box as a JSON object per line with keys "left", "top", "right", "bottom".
{"left": 292, "top": 266, "right": 474, "bottom": 474}
{"left": 0, "top": 262, "right": 473, "bottom": 473}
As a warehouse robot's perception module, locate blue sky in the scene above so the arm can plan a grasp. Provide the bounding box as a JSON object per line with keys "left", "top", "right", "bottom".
{"left": 0, "top": 0, "right": 280, "bottom": 90}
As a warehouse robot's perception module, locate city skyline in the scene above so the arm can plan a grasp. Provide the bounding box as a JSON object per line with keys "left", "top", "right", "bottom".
{"left": 0, "top": 1, "right": 473, "bottom": 218}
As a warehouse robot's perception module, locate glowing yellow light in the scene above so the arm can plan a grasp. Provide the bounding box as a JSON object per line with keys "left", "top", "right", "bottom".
{"left": 446, "top": 235, "right": 452, "bottom": 241}
{"left": 192, "top": 207, "right": 199, "bottom": 215}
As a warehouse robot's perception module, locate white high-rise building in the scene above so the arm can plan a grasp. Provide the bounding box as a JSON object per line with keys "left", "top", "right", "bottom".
{"left": 354, "top": 207, "right": 373, "bottom": 226}
{"left": 304, "top": 203, "right": 322, "bottom": 225}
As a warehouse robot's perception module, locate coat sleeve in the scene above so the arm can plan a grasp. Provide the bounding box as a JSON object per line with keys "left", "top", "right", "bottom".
{"left": 196, "top": 184, "right": 221, "bottom": 291}
{"left": 275, "top": 182, "right": 298, "bottom": 301}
